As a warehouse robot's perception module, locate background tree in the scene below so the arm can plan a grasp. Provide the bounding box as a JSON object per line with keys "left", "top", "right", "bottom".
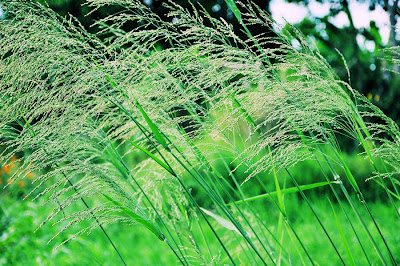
{"left": 286, "top": 0, "right": 400, "bottom": 123}
{"left": 39, "top": 0, "right": 271, "bottom": 40}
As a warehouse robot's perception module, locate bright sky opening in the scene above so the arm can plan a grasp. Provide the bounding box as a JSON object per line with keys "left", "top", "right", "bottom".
{"left": 269, "top": 0, "right": 395, "bottom": 47}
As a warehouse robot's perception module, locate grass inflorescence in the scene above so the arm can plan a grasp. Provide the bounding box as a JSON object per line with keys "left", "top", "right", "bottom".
{"left": 0, "top": 0, "right": 399, "bottom": 265}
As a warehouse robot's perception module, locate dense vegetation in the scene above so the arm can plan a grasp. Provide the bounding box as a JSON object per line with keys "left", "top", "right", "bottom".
{"left": 1, "top": 0, "right": 399, "bottom": 265}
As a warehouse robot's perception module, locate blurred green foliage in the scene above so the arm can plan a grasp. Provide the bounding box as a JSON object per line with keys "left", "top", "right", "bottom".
{"left": 1, "top": 182, "right": 398, "bottom": 265}
{"left": 40, "top": 0, "right": 271, "bottom": 40}
{"left": 292, "top": 16, "right": 400, "bottom": 128}
{"left": 285, "top": 0, "right": 400, "bottom": 123}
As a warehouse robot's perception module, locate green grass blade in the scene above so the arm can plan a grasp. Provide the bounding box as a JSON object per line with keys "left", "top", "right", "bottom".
{"left": 200, "top": 207, "right": 248, "bottom": 237}
{"left": 135, "top": 100, "right": 170, "bottom": 152}
{"left": 90, "top": 57, "right": 118, "bottom": 88}
{"left": 224, "top": 0, "right": 242, "bottom": 23}
{"left": 328, "top": 199, "right": 355, "bottom": 266}
{"left": 16, "top": 111, "right": 128, "bottom": 266}
{"left": 92, "top": 56, "right": 170, "bottom": 152}
{"left": 125, "top": 138, "right": 174, "bottom": 176}
{"left": 284, "top": 223, "right": 306, "bottom": 265}
{"left": 103, "top": 194, "right": 165, "bottom": 241}
{"left": 228, "top": 181, "right": 335, "bottom": 206}
{"left": 230, "top": 95, "right": 259, "bottom": 134}
{"left": 374, "top": 180, "right": 400, "bottom": 200}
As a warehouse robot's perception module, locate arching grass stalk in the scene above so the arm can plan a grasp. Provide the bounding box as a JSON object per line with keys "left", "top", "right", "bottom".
{"left": 289, "top": 28, "right": 399, "bottom": 264}
{"left": 51, "top": 56, "right": 190, "bottom": 264}
{"left": 225, "top": 0, "right": 396, "bottom": 263}
{"left": 156, "top": 66, "right": 295, "bottom": 262}
{"left": 89, "top": 66, "right": 240, "bottom": 264}
{"left": 73, "top": 50, "right": 242, "bottom": 264}
{"left": 170, "top": 98, "right": 309, "bottom": 263}
{"left": 294, "top": 129, "right": 373, "bottom": 265}
{"left": 328, "top": 198, "right": 356, "bottom": 266}
{"left": 15, "top": 111, "right": 128, "bottom": 266}
{"left": 97, "top": 2, "right": 378, "bottom": 262}
{"left": 91, "top": 99, "right": 190, "bottom": 265}
{"left": 90, "top": 54, "right": 295, "bottom": 264}
{"left": 229, "top": 91, "right": 344, "bottom": 264}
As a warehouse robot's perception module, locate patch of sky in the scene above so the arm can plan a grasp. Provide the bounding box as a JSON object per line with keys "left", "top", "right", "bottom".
{"left": 270, "top": 0, "right": 393, "bottom": 44}
{"left": 291, "top": 38, "right": 302, "bottom": 50}
{"left": 356, "top": 34, "right": 377, "bottom": 52}
{"left": 0, "top": 5, "right": 4, "bottom": 19}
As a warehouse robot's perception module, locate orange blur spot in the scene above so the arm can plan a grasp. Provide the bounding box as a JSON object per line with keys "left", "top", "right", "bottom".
{"left": 17, "top": 180, "right": 26, "bottom": 188}
{"left": 3, "top": 164, "right": 15, "bottom": 173}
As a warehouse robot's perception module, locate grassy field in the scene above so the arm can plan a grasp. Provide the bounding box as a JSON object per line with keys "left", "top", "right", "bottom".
{"left": 1, "top": 192, "right": 398, "bottom": 265}
{"left": 1, "top": 151, "right": 399, "bottom": 265}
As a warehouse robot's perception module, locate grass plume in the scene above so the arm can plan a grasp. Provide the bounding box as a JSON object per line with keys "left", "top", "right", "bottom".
{"left": 0, "top": 0, "right": 399, "bottom": 264}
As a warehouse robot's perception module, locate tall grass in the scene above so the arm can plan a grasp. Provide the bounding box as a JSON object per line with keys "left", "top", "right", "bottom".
{"left": 0, "top": 0, "right": 399, "bottom": 264}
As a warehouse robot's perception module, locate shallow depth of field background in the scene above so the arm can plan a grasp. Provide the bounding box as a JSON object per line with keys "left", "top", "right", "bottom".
{"left": 1, "top": 0, "right": 400, "bottom": 265}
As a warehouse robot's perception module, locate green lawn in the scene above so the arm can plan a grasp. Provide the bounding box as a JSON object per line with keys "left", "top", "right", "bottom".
{"left": 1, "top": 190, "right": 398, "bottom": 265}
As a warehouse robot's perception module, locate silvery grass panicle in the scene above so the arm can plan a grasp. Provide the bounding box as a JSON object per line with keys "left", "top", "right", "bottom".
{"left": 0, "top": 0, "right": 399, "bottom": 265}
